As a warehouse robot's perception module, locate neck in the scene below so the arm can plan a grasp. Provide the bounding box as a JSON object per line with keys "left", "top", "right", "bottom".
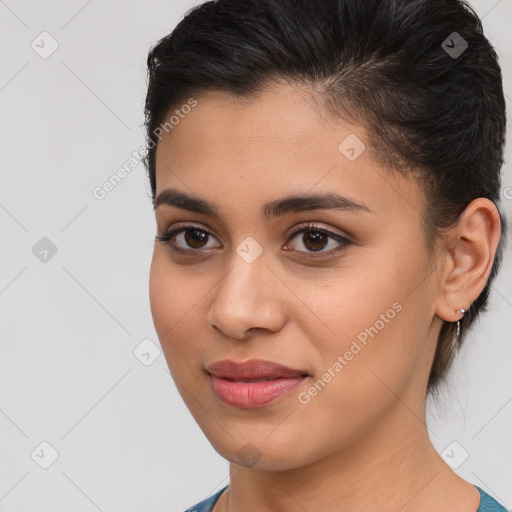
{"left": 218, "top": 402, "right": 480, "bottom": 512}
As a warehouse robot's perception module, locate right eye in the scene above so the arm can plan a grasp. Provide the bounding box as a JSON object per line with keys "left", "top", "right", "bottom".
{"left": 155, "top": 225, "right": 222, "bottom": 252}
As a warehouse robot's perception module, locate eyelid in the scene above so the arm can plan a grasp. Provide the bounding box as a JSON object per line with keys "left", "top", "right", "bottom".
{"left": 286, "top": 221, "right": 352, "bottom": 242}
{"left": 155, "top": 222, "right": 221, "bottom": 249}
{"left": 160, "top": 221, "right": 216, "bottom": 237}
{"left": 156, "top": 221, "right": 352, "bottom": 255}
{"left": 158, "top": 220, "right": 351, "bottom": 240}
{"left": 282, "top": 221, "right": 353, "bottom": 258}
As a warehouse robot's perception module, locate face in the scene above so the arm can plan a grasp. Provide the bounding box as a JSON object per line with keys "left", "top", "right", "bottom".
{"left": 149, "top": 83, "right": 442, "bottom": 471}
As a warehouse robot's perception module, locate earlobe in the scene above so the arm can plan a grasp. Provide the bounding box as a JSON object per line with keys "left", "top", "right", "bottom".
{"left": 435, "top": 198, "right": 501, "bottom": 323}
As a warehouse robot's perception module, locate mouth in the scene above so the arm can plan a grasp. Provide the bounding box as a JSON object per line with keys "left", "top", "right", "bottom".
{"left": 220, "top": 377, "right": 294, "bottom": 382}
{"left": 205, "top": 358, "right": 309, "bottom": 379}
{"left": 205, "top": 359, "right": 310, "bottom": 408}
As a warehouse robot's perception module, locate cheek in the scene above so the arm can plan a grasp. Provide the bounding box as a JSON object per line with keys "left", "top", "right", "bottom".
{"left": 299, "top": 251, "right": 403, "bottom": 345}
{"left": 300, "top": 247, "right": 427, "bottom": 398}
{"left": 283, "top": 300, "right": 415, "bottom": 454}
{"left": 149, "top": 252, "right": 203, "bottom": 369}
{"left": 148, "top": 252, "right": 172, "bottom": 336}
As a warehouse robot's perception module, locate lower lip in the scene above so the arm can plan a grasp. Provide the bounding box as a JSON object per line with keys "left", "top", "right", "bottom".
{"left": 209, "top": 374, "right": 307, "bottom": 408}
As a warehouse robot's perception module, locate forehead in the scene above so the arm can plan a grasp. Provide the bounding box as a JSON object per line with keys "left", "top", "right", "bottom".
{"left": 158, "top": 84, "right": 347, "bottom": 156}
{"left": 154, "top": 83, "right": 424, "bottom": 224}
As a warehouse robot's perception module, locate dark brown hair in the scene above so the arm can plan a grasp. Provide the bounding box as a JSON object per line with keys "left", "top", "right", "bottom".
{"left": 143, "top": 0, "right": 507, "bottom": 393}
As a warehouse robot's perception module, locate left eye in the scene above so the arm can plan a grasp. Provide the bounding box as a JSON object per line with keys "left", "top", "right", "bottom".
{"left": 285, "top": 224, "right": 351, "bottom": 255}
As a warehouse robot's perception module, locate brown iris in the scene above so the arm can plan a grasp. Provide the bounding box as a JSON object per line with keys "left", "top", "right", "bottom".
{"left": 302, "top": 231, "right": 328, "bottom": 251}
{"left": 184, "top": 229, "right": 209, "bottom": 249}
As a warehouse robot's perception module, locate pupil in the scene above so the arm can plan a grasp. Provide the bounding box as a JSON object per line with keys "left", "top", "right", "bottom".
{"left": 304, "top": 231, "right": 327, "bottom": 251}
{"left": 185, "top": 229, "right": 208, "bottom": 248}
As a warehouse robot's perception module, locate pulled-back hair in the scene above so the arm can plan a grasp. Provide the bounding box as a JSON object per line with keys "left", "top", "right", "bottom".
{"left": 144, "top": 0, "right": 507, "bottom": 393}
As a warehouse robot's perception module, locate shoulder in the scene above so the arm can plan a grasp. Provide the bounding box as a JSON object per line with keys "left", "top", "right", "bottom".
{"left": 183, "top": 486, "right": 228, "bottom": 512}
{"left": 475, "top": 486, "right": 509, "bottom": 512}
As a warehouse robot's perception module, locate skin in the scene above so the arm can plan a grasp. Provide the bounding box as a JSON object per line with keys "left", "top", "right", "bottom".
{"left": 149, "top": 82, "right": 501, "bottom": 512}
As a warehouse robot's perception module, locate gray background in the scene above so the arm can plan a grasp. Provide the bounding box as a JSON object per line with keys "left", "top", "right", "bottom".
{"left": 1, "top": 1, "right": 511, "bottom": 511}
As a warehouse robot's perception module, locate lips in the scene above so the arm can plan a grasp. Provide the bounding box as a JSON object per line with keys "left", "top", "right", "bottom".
{"left": 205, "top": 359, "right": 310, "bottom": 408}
{"left": 205, "top": 358, "right": 309, "bottom": 380}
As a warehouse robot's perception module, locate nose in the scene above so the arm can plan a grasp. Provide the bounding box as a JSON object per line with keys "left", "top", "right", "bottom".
{"left": 206, "top": 251, "right": 287, "bottom": 340}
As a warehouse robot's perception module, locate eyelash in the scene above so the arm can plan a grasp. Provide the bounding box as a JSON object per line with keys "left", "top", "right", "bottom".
{"left": 155, "top": 222, "right": 352, "bottom": 258}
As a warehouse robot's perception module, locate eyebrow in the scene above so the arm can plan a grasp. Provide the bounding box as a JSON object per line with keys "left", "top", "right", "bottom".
{"left": 154, "top": 188, "right": 374, "bottom": 219}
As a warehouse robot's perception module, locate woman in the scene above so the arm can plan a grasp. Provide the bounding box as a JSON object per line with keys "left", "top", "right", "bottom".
{"left": 144, "top": 0, "right": 509, "bottom": 510}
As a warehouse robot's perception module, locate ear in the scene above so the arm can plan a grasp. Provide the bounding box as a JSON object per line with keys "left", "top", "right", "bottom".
{"left": 435, "top": 198, "right": 501, "bottom": 323}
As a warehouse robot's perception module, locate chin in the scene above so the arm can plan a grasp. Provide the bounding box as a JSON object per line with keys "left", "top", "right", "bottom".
{"left": 204, "top": 429, "right": 316, "bottom": 471}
